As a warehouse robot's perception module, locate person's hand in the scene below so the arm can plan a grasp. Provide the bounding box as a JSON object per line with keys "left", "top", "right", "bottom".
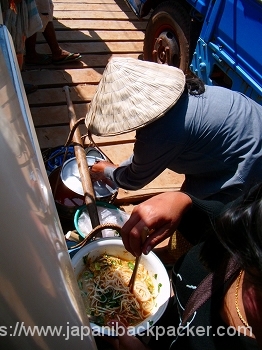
{"left": 89, "top": 161, "right": 117, "bottom": 182}
{"left": 103, "top": 320, "right": 150, "bottom": 350}
{"left": 121, "top": 192, "right": 193, "bottom": 257}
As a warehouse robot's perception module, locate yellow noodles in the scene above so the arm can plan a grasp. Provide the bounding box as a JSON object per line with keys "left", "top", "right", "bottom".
{"left": 77, "top": 254, "right": 158, "bottom": 327}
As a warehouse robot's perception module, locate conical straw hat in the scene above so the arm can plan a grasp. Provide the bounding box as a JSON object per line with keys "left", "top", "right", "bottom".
{"left": 85, "top": 57, "right": 185, "bottom": 136}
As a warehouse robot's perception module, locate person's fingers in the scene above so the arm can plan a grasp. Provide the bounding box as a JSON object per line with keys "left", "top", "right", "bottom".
{"left": 101, "top": 176, "right": 116, "bottom": 187}
{"left": 91, "top": 160, "right": 116, "bottom": 173}
{"left": 142, "top": 225, "right": 174, "bottom": 255}
{"left": 89, "top": 171, "right": 101, "bottom": 182}
{"left": 121, "top": 215, "right": 151, "bottom": 256}
{"left": 121, "top": 212, "right": 140, "bottom": 254}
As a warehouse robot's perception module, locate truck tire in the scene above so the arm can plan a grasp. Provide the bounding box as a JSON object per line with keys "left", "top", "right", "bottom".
{"left": 143, "top": 1, "right": 190, "bottom": 72}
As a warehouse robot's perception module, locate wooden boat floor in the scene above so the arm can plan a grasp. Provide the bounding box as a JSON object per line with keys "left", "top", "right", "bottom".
{"left": 21, "top": 0, "right": 184, "bottom": 210}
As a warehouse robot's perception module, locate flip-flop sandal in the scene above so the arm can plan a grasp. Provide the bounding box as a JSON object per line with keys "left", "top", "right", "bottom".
{"left": 53, "top": 53, "right": 82, "bottom": 65}
{"left": 25, "top": 54, "right": 52, "bottom": 65}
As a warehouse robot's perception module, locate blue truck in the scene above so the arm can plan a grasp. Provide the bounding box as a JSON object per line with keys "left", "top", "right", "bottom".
{"left": 126, "top": 0, "right": 262, "bottom": 105}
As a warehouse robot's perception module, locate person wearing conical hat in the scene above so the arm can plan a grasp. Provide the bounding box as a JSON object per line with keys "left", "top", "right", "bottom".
{"left": 87, "top": 57, "right": 262, "bottom": 203}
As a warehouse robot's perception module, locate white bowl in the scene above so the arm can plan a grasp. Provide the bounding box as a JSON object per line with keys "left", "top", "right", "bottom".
{"left": 71, "top": 237, "right": 170, "bottom": 335}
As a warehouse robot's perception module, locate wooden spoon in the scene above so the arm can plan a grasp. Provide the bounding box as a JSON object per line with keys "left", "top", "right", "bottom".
{"left": 128, "top": 226, "right": 150, "bottom": 292}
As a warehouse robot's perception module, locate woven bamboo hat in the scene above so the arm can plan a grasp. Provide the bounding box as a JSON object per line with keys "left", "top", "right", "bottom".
{"left": 85, "top": 57, "right": 186, "bottom": 136}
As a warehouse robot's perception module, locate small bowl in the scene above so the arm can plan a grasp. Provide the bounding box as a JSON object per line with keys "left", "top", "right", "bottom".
{"left": 71, "top": 238, "right": 170, "bottom": 335}
{"left": 74, "top": 202, "right": 129, "bottom": 238}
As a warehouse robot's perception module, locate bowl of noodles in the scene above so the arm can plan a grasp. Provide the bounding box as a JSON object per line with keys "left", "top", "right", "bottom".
{"left": 71, "top": 237, "right": 170, "bottom": 336}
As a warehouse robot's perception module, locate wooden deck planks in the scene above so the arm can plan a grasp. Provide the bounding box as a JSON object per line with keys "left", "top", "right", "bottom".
{"left": 22, "top": 0, "right": 146, "bottom": 149}
{"left": 21, "top": 0, "right": 184, "bottom": 203}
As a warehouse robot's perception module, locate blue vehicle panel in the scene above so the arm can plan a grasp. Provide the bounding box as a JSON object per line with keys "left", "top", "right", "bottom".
{"left": 125, "top": 0, "right": 262, "bottom": 105}
{"left": 192, "top": 0, "right": 262, "bottom": 102}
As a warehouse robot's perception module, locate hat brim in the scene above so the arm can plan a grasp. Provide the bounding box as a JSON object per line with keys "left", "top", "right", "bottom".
{"left": 85, "top": 57, "right": 185, "bottom": 136}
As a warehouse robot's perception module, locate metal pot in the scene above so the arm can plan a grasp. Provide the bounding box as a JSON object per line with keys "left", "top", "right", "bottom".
{"left": 48, "top": 167, "right": 84, "bottom": 220}
{"left": 60, "top": 156, "right": 118, "bottom": 202}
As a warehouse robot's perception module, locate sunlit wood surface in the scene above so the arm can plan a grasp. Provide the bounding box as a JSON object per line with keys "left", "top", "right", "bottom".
{"left": 22, "top": 0, "right": 184, "bottom": 203}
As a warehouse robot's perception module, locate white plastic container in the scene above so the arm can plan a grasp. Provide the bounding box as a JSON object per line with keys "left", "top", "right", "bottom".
{"left": 74, "top": 202, "right": 130, "bottom": 238}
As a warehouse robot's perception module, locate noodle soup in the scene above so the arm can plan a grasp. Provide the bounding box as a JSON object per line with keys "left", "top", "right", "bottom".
{"left": 78, "top": 254, "right": 159, "bottom": 327}
{"left": 71, "top": 238, "right": 170, "bottom": 335}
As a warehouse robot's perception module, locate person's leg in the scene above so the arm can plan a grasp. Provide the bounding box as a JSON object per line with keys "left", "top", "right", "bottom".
{"left": 43, "top": 21, "right": 81, "bottom": 63}
{"left": 24, "top": 0, "right": 53, "bottom": 65}
{"left": 42, "top": 20, "right": 60, "bottom": 56}
{"left": 24, "top": 33, "right": 52, "bottom": 65}
{"left": 25, "top": 0, "right": 80, "bottom": 65}
{"left": 43, "top": 21, "right": 81, "bottom": 60}
{"left": 16, "top": 37, "right": 39, "bottom": 94}
{"left": 25, "top": 33, "right": 38, "bottom": 56}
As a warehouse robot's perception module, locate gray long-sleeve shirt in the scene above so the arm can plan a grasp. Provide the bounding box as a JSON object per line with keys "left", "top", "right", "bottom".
{"left": 104, "top": 85, "right": 262, "bottom": 199}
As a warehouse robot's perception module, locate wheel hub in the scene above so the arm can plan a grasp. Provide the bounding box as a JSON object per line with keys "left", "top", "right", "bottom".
{"left": 152, "top": 31, "right": 180, "bottom": 66}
